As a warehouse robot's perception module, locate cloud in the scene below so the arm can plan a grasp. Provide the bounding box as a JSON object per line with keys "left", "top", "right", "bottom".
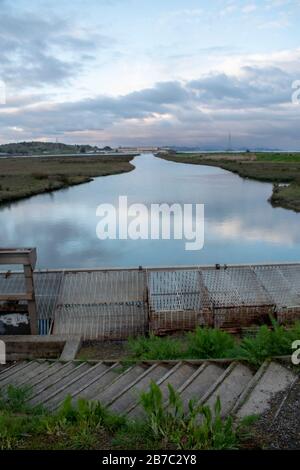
{"left": 1, "top": 53, "right": 300, "bottom": 148}
{"left": 209, "top": 217, "right": 296, "bottom": 245}
{"left": 242, "top": 4, "right": 257, "bottom": 14}
{"left": 258, "top": 17, "right": 290, "bottom": 29}
{"left": 0, "top": 8, "right": 113, "bottom": 88}
{"left": 188, "top": 65, "right": 295, "bottom": 108}
{"left": 1, "top": 0, "right": 300, "bottom": 149}
{"left": 159, "top": 8, "right": 204, "bottom": 26}
{"left": 219, "top": 0, "right": 239, "bottom": 16}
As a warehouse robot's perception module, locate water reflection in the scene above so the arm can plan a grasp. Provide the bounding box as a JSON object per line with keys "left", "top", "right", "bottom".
{"left": 0, "top": 153, "right": 299, "bottom": 268}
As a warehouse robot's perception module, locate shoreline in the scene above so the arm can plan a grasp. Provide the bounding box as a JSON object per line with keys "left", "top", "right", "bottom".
{"left": 156, "top": 152, "right": 300, "bottom": 212}
{"left": 0, "top": 154, "right": 136, "bottom": 206}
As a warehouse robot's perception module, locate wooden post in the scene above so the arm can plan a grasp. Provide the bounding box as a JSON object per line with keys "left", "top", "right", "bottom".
{"left": 24, "top": 264, "right": 38, "bottom": 335}
{"left": 0, "top": 248, "right": 38, "bottom": 335}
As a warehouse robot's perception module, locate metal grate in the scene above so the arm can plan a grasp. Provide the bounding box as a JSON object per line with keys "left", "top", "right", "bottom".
{"left": 0, "top": 272, "right": 25, "bottom": 294}
{"left": 1, "top": 263, "right": 300, "bottom": 338}
{"left": 254, "top": 265, "right": 300, "bottom": 308}
{"left": 53, "top": 269, "right": 147, "bottom": 339}
{"left": 34, "top": 272, "right": 64, "bottom": 321}
{"left": 53, "top": 302, "right": 148, "bottom": 340}
{"left": 148, "top": 270, "right": 203, "bottom": 312}
{"left": 200, "top": 266, "right": 273, "bottom": 308}
{"left": 59, "top": 270, "right": 145, "bottom": 304}
{"left": 0, "top": 271, "right": 63, "bottom": 334}
{"left": 148, "top": 270, "right": 207, "bottom": 334}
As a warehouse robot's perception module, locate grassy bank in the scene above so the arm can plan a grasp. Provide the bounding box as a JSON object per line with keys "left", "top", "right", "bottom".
{"left": 127, "top": 321, "right": 300, "bottom": 366}
{"left": 0, "top": 154, "right": 135, "bottom": 205}
{"left": 157, "top": 152, "right": 300, "bottom": 212}
{"left": 0, "top": 383, "right": 241, "bottom": 450}
{"left": 77, "top": 321, "right": 300, "bottom": 367}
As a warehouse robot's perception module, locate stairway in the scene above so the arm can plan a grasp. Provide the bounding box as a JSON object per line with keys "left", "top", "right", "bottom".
{"left": 0, "top": 359, "right": 297, "bottom": 421}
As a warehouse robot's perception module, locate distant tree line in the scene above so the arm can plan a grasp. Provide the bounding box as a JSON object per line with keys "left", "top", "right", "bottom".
{"left": 0, "top": 141, "right": 113, "bottom": 156}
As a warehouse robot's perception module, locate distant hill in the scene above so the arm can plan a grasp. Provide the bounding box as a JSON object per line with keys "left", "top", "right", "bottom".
{"left": 0, "top": 141, "right": 103, "bottom": 156}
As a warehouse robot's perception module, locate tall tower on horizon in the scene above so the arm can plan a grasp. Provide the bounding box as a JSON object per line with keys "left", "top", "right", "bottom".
{"left": 227, "top": 132, "right": 232, "bottom": 152}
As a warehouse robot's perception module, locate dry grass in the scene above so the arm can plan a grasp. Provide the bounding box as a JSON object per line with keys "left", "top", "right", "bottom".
{"left": 0, "top": 155, "right": 135, "bottom": 204}
{"left": 158, "top": 152, "right": 300, "bottom": 212}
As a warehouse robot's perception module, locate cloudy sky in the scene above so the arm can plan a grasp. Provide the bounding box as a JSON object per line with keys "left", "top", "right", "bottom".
{"left": 0, "top": 0, "right": 300, "bottom": 148}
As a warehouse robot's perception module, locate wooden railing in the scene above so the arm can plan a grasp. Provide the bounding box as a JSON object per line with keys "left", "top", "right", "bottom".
{"left": 0, "top": 248, "right": 38, "bottom": 334}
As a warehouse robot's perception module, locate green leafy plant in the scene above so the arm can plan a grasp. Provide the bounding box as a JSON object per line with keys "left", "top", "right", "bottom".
{"left": 128, "top": 321, "right": 300, "bottom": 366}
{"left": 128, "top": 334, "right": 184, "bottom": 360}
{"left": 139, "top": 381, "right": 238, "bottom": 450}
{"left": 0, "top": 384, "right": 32, "bottom": 413}
{"left": 185, "top": 327, "right": 235, "bottom": 359}
{"left": 235, "top": 320, "right": 300, "bottom": 365}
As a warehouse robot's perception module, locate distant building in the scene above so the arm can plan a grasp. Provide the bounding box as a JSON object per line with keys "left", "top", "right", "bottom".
{"left": 118, "top": 146, "right": 160, "bottom": 153}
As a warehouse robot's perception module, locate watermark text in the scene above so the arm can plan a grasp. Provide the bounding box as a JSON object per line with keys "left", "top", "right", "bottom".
{"left": 96, "top": 196, "right": 205, "bottom": 251}
{"left": 0, "top": 340, "right": 6, "bottom": 365}
{"left": 292, "top": 80, "right": 300, "bottom": 105}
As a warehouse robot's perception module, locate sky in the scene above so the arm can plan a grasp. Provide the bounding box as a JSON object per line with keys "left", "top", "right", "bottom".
{"left": 0, "top": 0, "right": 300, "bottom": 148}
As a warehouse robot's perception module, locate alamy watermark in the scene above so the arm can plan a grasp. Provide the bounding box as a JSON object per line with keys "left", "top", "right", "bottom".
{"left": 292, "top": 340, "right": 300, "bottom": 365}
{"left": 96, "top": 196, "right": 205, "bottom": 251}
{"left": 0, "top": 340, "right": 6, "bottom": 365}
{"left": 292, "top": 80, "right": 300, "bottom": 105}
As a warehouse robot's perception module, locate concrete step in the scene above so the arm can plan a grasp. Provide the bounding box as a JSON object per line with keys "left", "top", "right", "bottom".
{"left": 28, "top": 361, "right": 67, "bottom": 388}
{"left": 71, "top": 363, "right": 122, "bottom": 402}
{"left": 179, "top": 363, "right": 225, "bottom": 411}
{"left": 0, "top": 362, "right": 26, "bottom": 378}
{"left": 0, "top": 361, "right": 44, "bottom": 387}
{"left": 200, "top": 362, "right": 254, "bottom": 418}
{"left": 27, "top": 361, "right": 77, "bottom": 402}
{"left": 45, "top": 362, "right": 110, "bottom": 410}
{"left": 2, "top": 358, "right": 294, "bottom": 423}
{"left": 0, "top": 335, "right": 75, "bottom": 361}
{"left": 109, "top": 363, "right": 171, "bottom": 415}
{"left": 91, "top": 364, "right": 149, "bottom": 405}
{"left": 128, "top": 362, "right": 199, "bottom": 419}
{"left": 11, "top": 361, "right": 54, "bottom": 388}
{"left": 235, "top": 361, "right": 297, "bottom": 419}
{"left": 29, "top": 362, "right": 91, "bottom": 406}
{"left": 159, "top": 362, "right": 200, "bottom": 399}
{"left": 0, "top": 361, "right": 33, "bottom": 383}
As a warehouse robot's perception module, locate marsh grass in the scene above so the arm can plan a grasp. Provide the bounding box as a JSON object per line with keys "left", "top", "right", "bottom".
{"left": 0, "top": 155, "right": 134, "bottom": 204}
{"left": 158, "top": 152, "right": 300, "bottom": 211}
{"left": 128, "top": 321, "right": 300, "bottom": 366}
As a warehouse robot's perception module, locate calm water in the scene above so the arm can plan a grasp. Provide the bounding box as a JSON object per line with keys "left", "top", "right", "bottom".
{"left": 0, "top": 153, "right": 299, "bottom": 268}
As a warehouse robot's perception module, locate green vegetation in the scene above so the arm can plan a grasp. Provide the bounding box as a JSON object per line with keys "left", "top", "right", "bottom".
{"left": 138, "top": 382, "right": 238, "bottom": 450}
{"left": 128, "top": 334, "right": 186, "bottom": 360}
{"left": 0, "top": 141, "right": 102, "bottom": 156}
{"left": 186, "top": 328, "right": 236, "bottom": 359}
{"left": 0, "top": 384, "right": 34, "bottom": 414}
{"left": 271, "top": 183, "right": 300, "bottom": 212}
{"left": 256, "top": 152, "right": 300, "bottom": 162}
{"left": 233, "top": 320, "right": 300, "bottom": 366}
{"left": 0, "top": 386, "right": 123, "bottom": 450}
{"left": 0, "top": 154, "right": 135, "bottom": 205}
{"left": 0, "top": 384, "right": 241, "bottom": 450}
{"left": 128, "top": 321, "right": 300, "bottom": 366}
{"left": 128, "top": 329, "right": 235, "bottom": 361}
{"left": 157, "top": 151, "right": 300, "bottom": 212}
{"left": 3, "top": 321, "right": 297, "bottom": 450}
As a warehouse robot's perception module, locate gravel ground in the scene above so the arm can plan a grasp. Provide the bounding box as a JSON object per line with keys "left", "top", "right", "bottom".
{"left": 248, "top": 372, "right": 300, "bottom": 449}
